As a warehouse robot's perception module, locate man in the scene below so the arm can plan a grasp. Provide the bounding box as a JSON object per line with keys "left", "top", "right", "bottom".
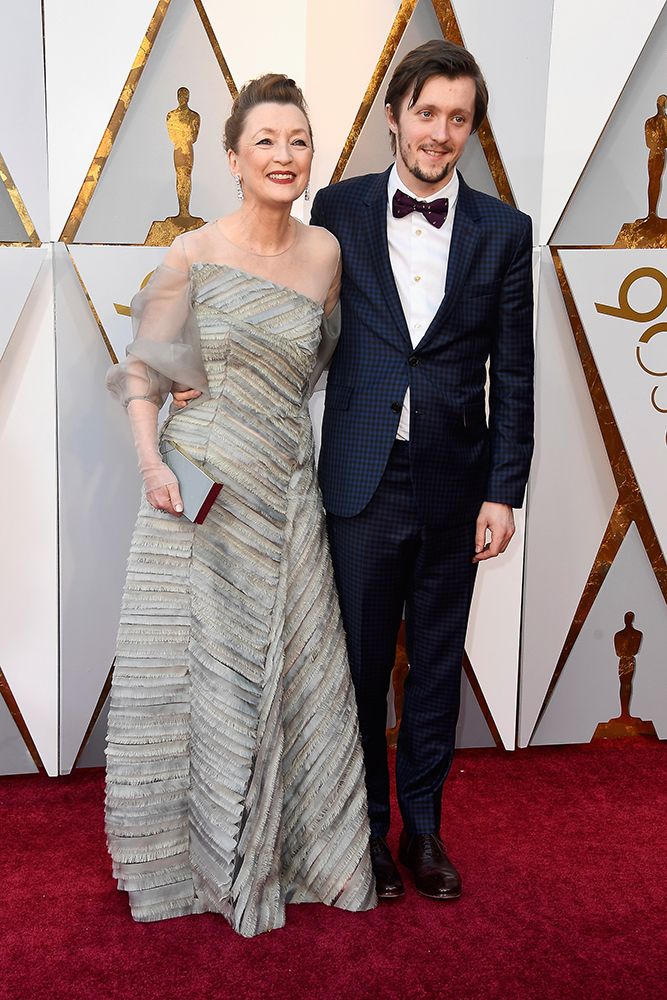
{"left": 309, "top": 39, "right": 534, "bottom": 901}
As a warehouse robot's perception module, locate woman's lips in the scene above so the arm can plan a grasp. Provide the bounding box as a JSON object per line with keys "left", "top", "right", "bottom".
{"left": 267, "top": 172, "right": 296, "bottom": 184}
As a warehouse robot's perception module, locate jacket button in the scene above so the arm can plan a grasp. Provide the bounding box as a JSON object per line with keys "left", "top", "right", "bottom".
{"left": 391, "top": 402, "right": 402, "bottom": 414}
{"left": 408, "top": 356, "right": 420, "bottom": 367}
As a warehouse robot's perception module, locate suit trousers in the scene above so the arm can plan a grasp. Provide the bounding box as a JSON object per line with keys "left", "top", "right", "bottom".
{"left": 326, "top": 441, "right": 478, "bottom": 838}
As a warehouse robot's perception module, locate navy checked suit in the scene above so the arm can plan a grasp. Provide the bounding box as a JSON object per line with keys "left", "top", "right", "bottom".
{"left": 310, "top": 167, "right": 534, "bottom": 837}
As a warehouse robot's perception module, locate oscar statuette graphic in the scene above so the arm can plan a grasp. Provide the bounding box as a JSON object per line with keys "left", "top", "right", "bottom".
{"left": 146, "top": 87, "right": 205, "bottom": 245}
{"left": 593, "top": 612, "right": 657, "bottom": 740}
{"left": 615, "top": 95, "right": 667, "bottom": 248}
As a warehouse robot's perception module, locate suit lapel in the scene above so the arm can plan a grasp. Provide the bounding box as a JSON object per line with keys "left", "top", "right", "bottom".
{"left": 419, "top": 176, "right": 481, "bottom": 349}
{"left": 363, "top": 169, "right": 411, "bottom": 346}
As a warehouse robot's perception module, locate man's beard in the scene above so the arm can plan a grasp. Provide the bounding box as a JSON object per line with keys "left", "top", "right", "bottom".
{"left": 398, "top": 134, "right": 453, "bottom": 188}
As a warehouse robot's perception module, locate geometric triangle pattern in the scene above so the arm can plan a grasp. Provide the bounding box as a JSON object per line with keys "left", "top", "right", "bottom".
{"left": 518, "top": 247, "right": 619, "bottom": 746}
{"left": 0, "top": 669, "right": 42, "bottom": 775}
{"left": 62, "top": 0, "right": 238, "bottom": 245}
{"left": 561, "top": 249, "right": 667, "bottom": 562}
{"left": 553, "top": 4, "right": 667, "bottom": 246}
{"left": 0, "top": 248, "right": 45, "bottom": 362}
{"left": 3, "top": 0, "right": 667, "bottom": 776}
{"left": 0, "top": 152, "right": 40, "bottom": 246}
{"left": 531, "top": 523, "right": 667, "bottom": 745}
{"left": 542, "top": 0, "right": 666, "bottom": 244}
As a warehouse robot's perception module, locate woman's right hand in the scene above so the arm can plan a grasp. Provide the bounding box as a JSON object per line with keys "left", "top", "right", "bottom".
{"left": 143, "top": 462, "right": 184, "bottom": 517}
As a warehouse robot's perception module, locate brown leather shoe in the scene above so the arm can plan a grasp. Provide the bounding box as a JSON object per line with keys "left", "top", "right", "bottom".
{"left": 369, "top": 836, "right": 405, "bottom": 899}
{"left": 398, "top": 831, "right": 461, "bottom": 900}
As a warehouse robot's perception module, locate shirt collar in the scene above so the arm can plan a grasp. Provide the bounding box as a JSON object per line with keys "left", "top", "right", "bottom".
{"left": 387, "top": 162, "right": 459, "bottom": 210}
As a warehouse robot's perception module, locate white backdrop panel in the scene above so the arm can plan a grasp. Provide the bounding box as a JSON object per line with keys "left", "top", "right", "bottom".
{"left": 0, "top": 697, "right": 39, "bottom": 776}
{"left": 205, "top": 0, "right": 307, "bottom": 100}
{"left": 0, "top": 252, "right": 58, "bottom": 774}
{"left": 541, "top": 0, "right": 665, "bottom": 244}
{"left": 0, "top": 249, "right": 45, "bottom": 361}
{"left": 306, "top": 0, "right": 401, "bottom": 194}
{"left": 0, "top": 182, "right": 33, "bottom": 244}
{"left": 452, "top": 0, "right": 554, "bottom": 226}
{"left": 75, "top": 0, "right": 236, "bottom": 244}
{"left": 561, "top": 249, "right": 667, "bottom": 560}
{"left": 55, "top": 246, "right": 143, "bottom": 773}
{"left": 553, "top": 5, "right": 667, "bottom": 246}
{"left": 0, "top": 0, "right": 49, "bottom": 239}
{"left": 69, "top": 245, "right": 170, "bottom": 362}
{"left": 519, "top": 249, "right": 618, "bottom": 746}
{"left": 532, "top": 523, "right": 666, "bottom": 744}
{"left": 456, "top": 675, "right": 496, "bottom": 749}
{"left": 44, "top": 0, "right": 160, "bottom": 240}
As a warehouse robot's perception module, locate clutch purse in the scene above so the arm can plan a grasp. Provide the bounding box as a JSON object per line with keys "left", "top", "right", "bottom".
{"left": 161, "top": 441, "right": 222, "bottom": 524}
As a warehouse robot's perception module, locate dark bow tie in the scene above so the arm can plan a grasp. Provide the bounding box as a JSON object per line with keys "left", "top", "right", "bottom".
{"left": 392, "top": 188, "right": 449, "bottom": 229}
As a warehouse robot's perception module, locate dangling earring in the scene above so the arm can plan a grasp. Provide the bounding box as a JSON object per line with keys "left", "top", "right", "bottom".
{"left": 234, "top": 175, "right": 244, "bottom": 200}
{"left": 304, "top": 182, "right": 311, "bottom": 202}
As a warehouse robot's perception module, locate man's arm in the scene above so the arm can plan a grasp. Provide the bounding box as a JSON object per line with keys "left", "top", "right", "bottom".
{"left": 474, "top": 217, "right": 534, "bottom": 563}
{"left": 309, "top": 186, "right": 328, "bottom": 230}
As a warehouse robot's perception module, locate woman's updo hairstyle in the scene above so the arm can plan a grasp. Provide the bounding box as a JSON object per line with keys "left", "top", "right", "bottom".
{"left": 224, "top": 74, "right": 314, "bottom": 152}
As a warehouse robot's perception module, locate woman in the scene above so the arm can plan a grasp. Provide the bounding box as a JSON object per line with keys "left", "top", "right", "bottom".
{"left": 105, "top": 74, "right": 376, "bottom": 937}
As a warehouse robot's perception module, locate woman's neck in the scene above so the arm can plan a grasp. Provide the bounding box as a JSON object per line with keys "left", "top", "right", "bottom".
{"left": 221, "top": 201, "right": 296, "bottom": 256}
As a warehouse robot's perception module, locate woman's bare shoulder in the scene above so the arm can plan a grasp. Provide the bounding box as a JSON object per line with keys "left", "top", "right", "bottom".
{"left": 297, "top": 220, "right": 340, "bottom": 262}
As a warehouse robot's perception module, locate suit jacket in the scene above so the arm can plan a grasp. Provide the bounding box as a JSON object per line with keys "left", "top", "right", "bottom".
{"left": 310, "top": 167, "right": 534, "bottom": 525}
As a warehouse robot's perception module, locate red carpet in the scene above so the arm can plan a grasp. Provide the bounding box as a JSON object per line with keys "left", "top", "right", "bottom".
{"left": 3, "top": 742, "right": 666, "bottom": 1000}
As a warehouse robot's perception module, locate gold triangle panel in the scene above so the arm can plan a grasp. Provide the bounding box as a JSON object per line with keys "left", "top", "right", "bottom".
{"left": 331, "top": 0, "right": 514, "bottom": 207}
{"left": 67, "top": 249, "right": 118, "bottom": 363}
{"left": 531, "top": 250, "right": 667, "bottom": 740}
{"left": 72, "top": 664, "right": 114, "bottom": 770}
{"left": 60, "top": 0, "right": 170, "bottom": 243}
{"left": 0, "top": 152, "right": 40, "bottom": 246}
{"left": 461, "top": 653, "right": 504, "bottom": 748}
{"left": 330, "top": 0, "right": 419, "bottom": 184}
{"left": 0, "top": 667, "right": 45, "bottom": 773}
{"left": 59, "top": 0, "right": 238, "bottom": 245}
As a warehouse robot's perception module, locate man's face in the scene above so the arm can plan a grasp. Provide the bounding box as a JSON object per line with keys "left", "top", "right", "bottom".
{"left": 386, "top": 74, "right": 476, "bottom": 197}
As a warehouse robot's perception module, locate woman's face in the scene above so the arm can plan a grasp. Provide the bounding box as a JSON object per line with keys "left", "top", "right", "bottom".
{"left": 228, "top": 102, "right": 313, "bottom": 207}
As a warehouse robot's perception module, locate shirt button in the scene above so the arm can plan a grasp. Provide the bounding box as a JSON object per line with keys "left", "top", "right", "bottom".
{"left": 414, "top": 275, "right": 421, "bottom": 282}
{"left": 391, "top": 402, "right": 402, "bottom": 414}
{"left": 415, "top": 229, "right": 422, "bottom": 236}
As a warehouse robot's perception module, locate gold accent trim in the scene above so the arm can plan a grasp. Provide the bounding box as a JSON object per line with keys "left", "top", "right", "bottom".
{"left": 430, "top": 0, "right": 515, "bottom": 207}
{"left": 66, "top": 249, "right": 118, "bottom": 363}
{"left": 72, "top": 664, "right": 114, "bottom": 770}
{"left": 330, "top": 0, "right": 419, "bottom": 184}
{"left": 531, "top": 250, "right": 667, "bottom": 740}
{"left": 0, "top": 151, "right": 40, "bottom": 246}
{"left": 462, "top": 653, "right": 504, "bottom": 749}
{"left": 60, "top": 1, "right": 171, "bottom": 243}
{"left": 193, "top": 0, "right": 238, "bottom": 99}
{"left": 0, "top": 667, "right": 45, "bottom": 773}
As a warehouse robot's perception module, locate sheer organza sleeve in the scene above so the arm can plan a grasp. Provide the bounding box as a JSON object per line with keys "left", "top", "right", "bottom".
{"left": 106, "top": 236, "right": 209, "bottom": 408}
{"left": 309, "top": 251, "right": 342, "bottom": 391}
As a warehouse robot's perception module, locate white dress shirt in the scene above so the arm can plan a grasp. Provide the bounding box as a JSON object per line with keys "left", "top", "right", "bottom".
{"left": 386, "top": 163, "right": 459, "bottom": 440}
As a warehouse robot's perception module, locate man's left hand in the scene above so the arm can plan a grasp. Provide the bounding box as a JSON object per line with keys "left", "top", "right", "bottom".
{"left": 473, "top": 502, "right": 515, "bottom": 563}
